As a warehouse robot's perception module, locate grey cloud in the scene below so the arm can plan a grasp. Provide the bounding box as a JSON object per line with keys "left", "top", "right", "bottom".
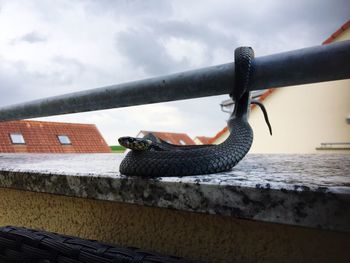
{"left": 116, "top": 28, "right": 189, "bottom": 75}
{"left": 13, "top": 32, "right": 47, "bottom": 44}
{"left": 208, "top": 0, "right": 350, "bottom": 51}
{"left": 152, "top": 20, "right": 237, "bottom": 50}
{"left": 32, "top": 56, "right": 86, "bottom": 89}
{"left": 0, "top": 59, "right": 45, "bottom": 105}
{"left": 153, "top": 20, "right": 225, "bottom": 41}
{"left": 83, "top": 0, "right": 173, "bottom": 18}
{"left": 0, "top": 56, "right": 86, "bottom": 106}
{"left": 51, "top": 56, "right": 85, "bottom": 78}
{"left": 153, "top": 20, "right": 239, "bottom": 63}
{"left": 114, "top": 0, "right": 349, "bottom": 85}
{"left": 115, "top": 20, "right": 238, "bottom": 75}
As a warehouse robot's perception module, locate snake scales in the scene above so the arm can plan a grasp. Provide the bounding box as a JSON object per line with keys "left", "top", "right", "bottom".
{"left": 119, "top": 47, "right": 270, "bottom": 177}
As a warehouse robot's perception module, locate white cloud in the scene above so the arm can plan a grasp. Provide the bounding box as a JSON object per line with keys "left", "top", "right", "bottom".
{"left": 165, "top": 37, "right": 211, "bottom": 67}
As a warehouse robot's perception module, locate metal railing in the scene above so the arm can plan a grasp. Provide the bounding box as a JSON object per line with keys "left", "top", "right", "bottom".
{"left": 316, "top": 142, "right": 350, "bottom": 150}
{"left": 0, "top": 40, "right": 349, "bottom": 121}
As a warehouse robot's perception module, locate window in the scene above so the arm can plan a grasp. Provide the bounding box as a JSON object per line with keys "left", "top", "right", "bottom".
{"left": 179, "top": 139, "right": 186, "bottom": 145}
{"left": 57, "top": 135, "right": 71, "bottom": 145}
{"left": 10, "top": 133, "right": 25, "bottom": 144}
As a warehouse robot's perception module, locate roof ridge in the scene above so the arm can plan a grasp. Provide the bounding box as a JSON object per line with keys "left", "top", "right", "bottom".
{"left": 5, "top": 120, "right": 95, "bottom": 126}
{"left": 323, "top": 20, "right": 350, "bottom": 45}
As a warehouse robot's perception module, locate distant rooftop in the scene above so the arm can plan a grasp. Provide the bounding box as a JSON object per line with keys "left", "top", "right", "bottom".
{"left": 137, "top": 130, "right": 195, "bottom": 145}
{"left": 0, "top": 120, "right": 111, "bottom": 153}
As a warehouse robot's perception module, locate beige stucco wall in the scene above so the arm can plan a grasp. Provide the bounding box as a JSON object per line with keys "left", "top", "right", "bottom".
{"left": 249, "top": 80, "right": 350, "bottom": 153}
{"left": 214, "top": 29, "right": 350, "bottom": 154}
{"left": 334, "top": 26, "right": 350, "bottom": 42}
{"left": 193, "top": 137, "right": 203, "bottom": 145}
{"left": 0, "top": 187, "right": 349, "bottom": 263}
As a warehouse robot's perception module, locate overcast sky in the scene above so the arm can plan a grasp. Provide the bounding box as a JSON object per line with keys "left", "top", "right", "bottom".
{"left": 0, "top": 0, "right": 349, "bottom": 145}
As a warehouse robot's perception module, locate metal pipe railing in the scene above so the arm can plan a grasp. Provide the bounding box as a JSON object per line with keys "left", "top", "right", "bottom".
{"left": 0, "top": 40, "right": 349, "bottom": 121}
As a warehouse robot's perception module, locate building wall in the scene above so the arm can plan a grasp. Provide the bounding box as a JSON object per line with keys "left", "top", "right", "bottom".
{"left": 214, "top": 28, "right": 350, "bottom": 154}
{"left": 194, "top": 136, "right": 211, "bottom": 145}
{"left": 0, "top": 120, "right": 111, "bottom": 153}
{"left": 249, "top": 80, "right": 350, "bottom": 153}
{"left": 214, "top": 80, "right": 350, "bottom": 154}
{"left": 336, "top": 27, "right": 350, "bottom": 41}
{"left": 193, "top": 137, "right": 203, "bottom": 145}
{"left": 0, "top": 188, "right": 349, "bottom": 263}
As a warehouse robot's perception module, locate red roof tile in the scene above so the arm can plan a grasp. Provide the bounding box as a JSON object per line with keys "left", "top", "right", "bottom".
{"left": 0, "top": 120, "right": 111, "bottom": 153}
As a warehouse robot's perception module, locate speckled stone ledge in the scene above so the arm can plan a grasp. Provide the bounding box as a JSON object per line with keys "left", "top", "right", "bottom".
{"left": 0, "top": 153, "right": 349, "bottom": 232}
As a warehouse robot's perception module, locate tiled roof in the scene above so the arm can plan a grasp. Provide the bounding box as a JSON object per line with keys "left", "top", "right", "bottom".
{"left": 194, "top": 136, "right": 212, "bottom": 144}
{"left": 0, "top": 120, "right": 111, "bottom": 153}
{"left": 209, "top": 20, "right": 350, "bottom": 144}
{"left": 140, "top": 130, "right": 195, "bottom": 145}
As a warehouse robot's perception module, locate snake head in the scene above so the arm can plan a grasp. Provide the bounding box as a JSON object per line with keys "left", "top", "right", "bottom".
{"left": 118, "top": 136, "right": 153, "bottom": 151}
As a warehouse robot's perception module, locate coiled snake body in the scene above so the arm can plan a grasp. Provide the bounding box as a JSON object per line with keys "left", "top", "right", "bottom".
{"left": 119, "top": 47, "right": 270, "bottom": 177}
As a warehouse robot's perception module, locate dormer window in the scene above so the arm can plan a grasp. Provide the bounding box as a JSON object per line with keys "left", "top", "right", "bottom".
{"left": 57, "top": 135, "right": 71, "bottom": 145}
{"left": 10, "top": 133, "right": 25, "bottom": 144}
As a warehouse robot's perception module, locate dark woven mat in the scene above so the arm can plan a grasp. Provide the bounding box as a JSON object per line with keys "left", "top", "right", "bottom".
{"left": 0, "top": 226, "right": 201, "bottom": 263}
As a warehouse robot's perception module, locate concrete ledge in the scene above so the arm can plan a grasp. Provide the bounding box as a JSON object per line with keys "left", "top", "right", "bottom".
{"left": 0, "top": 153, "right": 349, "bottom": 232}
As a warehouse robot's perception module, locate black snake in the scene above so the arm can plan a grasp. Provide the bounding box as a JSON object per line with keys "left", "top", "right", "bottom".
{"left": 119, "top": 47, "right": 271, "bottom": 177}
